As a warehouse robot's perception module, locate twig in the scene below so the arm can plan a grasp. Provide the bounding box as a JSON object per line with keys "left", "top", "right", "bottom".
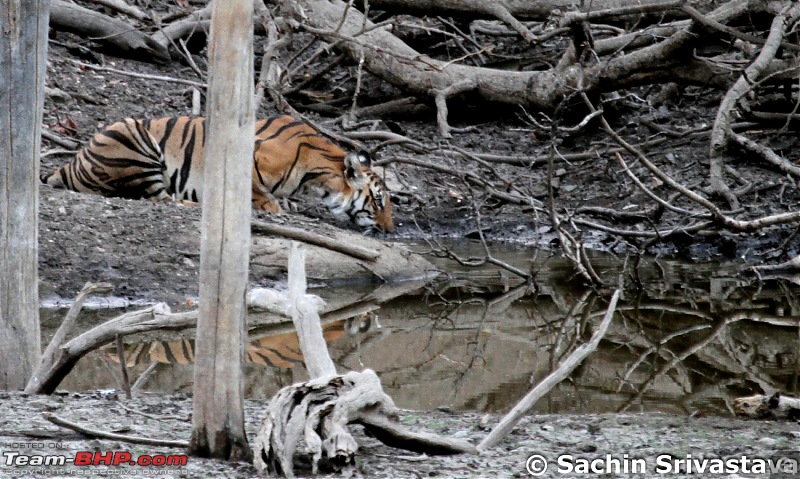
{"left": 70, "top": 59, "right": 206, "bottom": 88}
{"left": 116, "top": 401, "right": 191, "bottom": 422}
{"left": 190, "top": 87, "right": 201, "bottom": 116}
{"left": 477, "top": 290, "right": 619, "bottom": 451}
{"left": 614, "top": 152, "right": 700, "bottom": 216}
{"left": 177, "top": 38, "right": 205, "bottom": 79}
{"left": 349, "top": 50, "right": 366, "bottom": 118}
{"left": 41, "top": 129, "right": 79, "bottom": 150}
{"left": 43, "top": 413, "right": 189, "bottom": 448}
{"left": 131, "top": 361, "right": 159, "bottom": 393}
{"left": 251, "top": 220, "right": 380, "bottom": 262}
{"left": 431, "top": 79, "right": 476, "bottom": 138}
{"left": 41, "top": 148, "right": 77, "bottom": 158}
{"left": 90, "top": 0, "right": 148, "bottom": 21}
{"left": 728, "top": 129, "right": 800, "bottom": 179}
{"left": 682, "top": 5, "right": 800, "bottom": 52}
{"left": 115, "top": 334, "right": 132, "bottom": 400}
{"left": 585, "top": 92, "right": 800, "bottom": 232}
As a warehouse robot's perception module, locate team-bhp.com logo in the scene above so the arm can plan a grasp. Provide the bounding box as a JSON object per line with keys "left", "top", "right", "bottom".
{"left": 4, "top": 451, "right": 187, "bottom": 467}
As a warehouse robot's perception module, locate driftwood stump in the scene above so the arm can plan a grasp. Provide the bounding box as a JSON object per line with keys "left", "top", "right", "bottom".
{"left": 253, "top": 369, "right": 397, "bottom": 477}
{"left": 252, "top": 243, "right": 475, "bottom": 478}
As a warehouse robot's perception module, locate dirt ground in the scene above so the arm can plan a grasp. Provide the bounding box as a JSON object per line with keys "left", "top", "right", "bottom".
{"left": 26, "top": 2, "right": 800, "bottom": 478}
{"left": 2, "top": 390, "right": 800, "bottom": 479}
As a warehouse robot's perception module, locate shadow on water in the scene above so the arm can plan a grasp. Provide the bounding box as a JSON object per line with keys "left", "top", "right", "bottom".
{"left": 41, "top": 241, "right": 800, "bottom": 416}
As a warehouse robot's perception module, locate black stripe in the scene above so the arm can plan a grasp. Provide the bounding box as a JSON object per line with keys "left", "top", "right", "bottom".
{"left": 163, "top": 341, "right": 181, "bottom": 364}
{"left": 169, "top": 169, "right": 179, "bottom": 195}
{"left": 101, "top": 129, "right": 151, "bottom": 157}
{"left": 158, "top": 117, "right": 181, "bottom": 153}
{"left": 261, "top": 120, "right": 305, "bottom": 141}
{"left": 255, "top": 117, "right": 279, "bottom": 137}
{"left": 291, "top": 171, "right": 326, "bottom": 195}
{"left": 178, "top": 123, "right": 196, "bottom": 193}
{"left": 271, "top": 142, "right": 329, "bottom": 194}
{"left": 254, "top": 157, "right": 268, "bottom": 187}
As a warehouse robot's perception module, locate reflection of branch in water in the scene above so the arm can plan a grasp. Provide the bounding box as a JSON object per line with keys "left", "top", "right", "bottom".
{"left": 618, "top": 318, "right": 731, "bottom": 413}
{"left": 549, "top": 290, "right": 593, "bottom": 364}
{"left": 479, "top": 290, "right": 619, "bottom": 451}
{"left": 447, "top": 284, "right": 535, "bottom": 403}
{"left": 615, "top": 308, "right": 799, "bottom": 413}
{"left": 615, "top": 323, "right": 713, "bottom": 394}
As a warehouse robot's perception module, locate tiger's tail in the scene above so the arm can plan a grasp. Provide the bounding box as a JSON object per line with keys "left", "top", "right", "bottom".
{"left": 40, "top": 168, "right": 66, "bottom": 188}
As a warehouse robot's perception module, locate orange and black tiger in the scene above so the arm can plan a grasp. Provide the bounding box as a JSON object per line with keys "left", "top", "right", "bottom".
{"left": 40, "top": 115, "right": 394, "bottom": 233}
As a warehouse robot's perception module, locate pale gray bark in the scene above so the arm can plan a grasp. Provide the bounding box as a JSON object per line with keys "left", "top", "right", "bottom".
{"left": 0, "top": 0, "right": 48, "bottom": 390}
{"left": 188, "top": 0, "right": 255, "bottom": 463}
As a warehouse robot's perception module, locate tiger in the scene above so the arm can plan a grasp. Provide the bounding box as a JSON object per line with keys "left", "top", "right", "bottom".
{"left": 100, "top": 315, "right": 372, "bottom": 369}
{"left": 40, "top": 115, "right": 394, "bottom": 233}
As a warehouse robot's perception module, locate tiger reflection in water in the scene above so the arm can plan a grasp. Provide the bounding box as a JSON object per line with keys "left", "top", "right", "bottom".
{"left": 100, "top": 314, "right": 374, "bottom": 369}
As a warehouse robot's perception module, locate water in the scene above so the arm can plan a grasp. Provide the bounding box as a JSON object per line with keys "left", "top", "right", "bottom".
{"left": 42, "top": 242, "right": 800, "bottom": 416}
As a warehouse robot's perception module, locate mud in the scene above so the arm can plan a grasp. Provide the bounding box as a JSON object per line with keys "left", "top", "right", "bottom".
{"left": 2, "top": 390, "right": 799, "bottom": 479}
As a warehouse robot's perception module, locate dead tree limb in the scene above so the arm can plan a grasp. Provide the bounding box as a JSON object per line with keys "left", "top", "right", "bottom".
{"left": 708, "top": 2, "right": 800, "bottom": 209}
{"left": 150, "top": 3, "right": 212, "bottom": 52}
{"left": 287, "top": 242, "right": 337, "bottom": 378}
{"left": 477, "top": 289, "right": 619, "bottom": 451}
{"left": 31, "top": 304, "right": 198, "bottom": 395}
{"left": 251, "top": 220, "right": 380, "bottom": 262}
{"left": 364, "top": 0, "right": 679, "bottom": 21}
{"left": 25, "top": 282, "right": 113, "bottom": 394}
{"left": 358, "top": 412, "right": 476, "bottom": 454}
{"left": 50, "top": 0, "right": 170, "bottom": 62}
{"left": 287, "top": 0, "right": 749, "bottom": 133}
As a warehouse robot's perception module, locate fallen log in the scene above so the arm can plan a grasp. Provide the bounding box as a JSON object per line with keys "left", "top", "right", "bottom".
{"left": 50, "top": 0, "right": 170, "bottom": 63}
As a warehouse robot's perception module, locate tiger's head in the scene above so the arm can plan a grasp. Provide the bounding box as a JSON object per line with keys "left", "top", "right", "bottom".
{"left": 332, "top": 151, "right": 394, "bottom": 234}
{"left": 251, "top": 115, "right": 394, "bottom": 233}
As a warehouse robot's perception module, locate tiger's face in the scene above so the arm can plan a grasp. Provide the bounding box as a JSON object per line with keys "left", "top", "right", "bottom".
{"left": 338, "top": 152, "right": 394, "bottom": 234}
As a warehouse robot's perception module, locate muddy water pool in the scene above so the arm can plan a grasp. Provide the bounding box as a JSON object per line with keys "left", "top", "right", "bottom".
{"left": 41, "top": 241, "right": 800, "bottom": 416}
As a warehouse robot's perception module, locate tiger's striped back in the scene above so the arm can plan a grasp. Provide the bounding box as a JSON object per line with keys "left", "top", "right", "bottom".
{"left": 40, "top": 115, "right": 394, "bottom": 233}
{"left": 252, "top": 116, "right": 394, "bottom": 232}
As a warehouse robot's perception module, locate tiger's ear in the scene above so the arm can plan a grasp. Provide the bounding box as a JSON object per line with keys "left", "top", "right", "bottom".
{"left": 344, "top": 152, "right": 369, "bottom": 188}
{"left": 357, "top": 150, "right": 372, "bottom": 168}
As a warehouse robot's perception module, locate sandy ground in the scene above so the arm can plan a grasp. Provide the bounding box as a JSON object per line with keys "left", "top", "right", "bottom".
{"left": 2, "top": 390, "right": 799, "bottom": 479}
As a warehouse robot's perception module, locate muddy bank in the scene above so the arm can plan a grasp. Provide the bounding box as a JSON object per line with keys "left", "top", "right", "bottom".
{"left": 1, "top": 390, "right": 797, "bottom": 479}
{"left": 39, "top": 185, "right": 433, "bottom": 307}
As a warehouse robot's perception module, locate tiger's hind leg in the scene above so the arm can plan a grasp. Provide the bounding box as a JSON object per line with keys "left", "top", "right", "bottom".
{"left": 253, "top": 190, "right": 283, "bottom": 214}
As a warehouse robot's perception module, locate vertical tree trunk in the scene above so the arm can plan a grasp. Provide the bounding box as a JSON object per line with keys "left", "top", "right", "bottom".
{"left": 0, "top": 1, "right": 49, "bottom": 390}
{"left": 188, "top": 0, "right": 254, "bottom": 462}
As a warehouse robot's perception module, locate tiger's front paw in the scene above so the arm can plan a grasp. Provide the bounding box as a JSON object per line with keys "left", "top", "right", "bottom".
{"left": 253, "top": 195, "right": 283, "bottom": 214}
